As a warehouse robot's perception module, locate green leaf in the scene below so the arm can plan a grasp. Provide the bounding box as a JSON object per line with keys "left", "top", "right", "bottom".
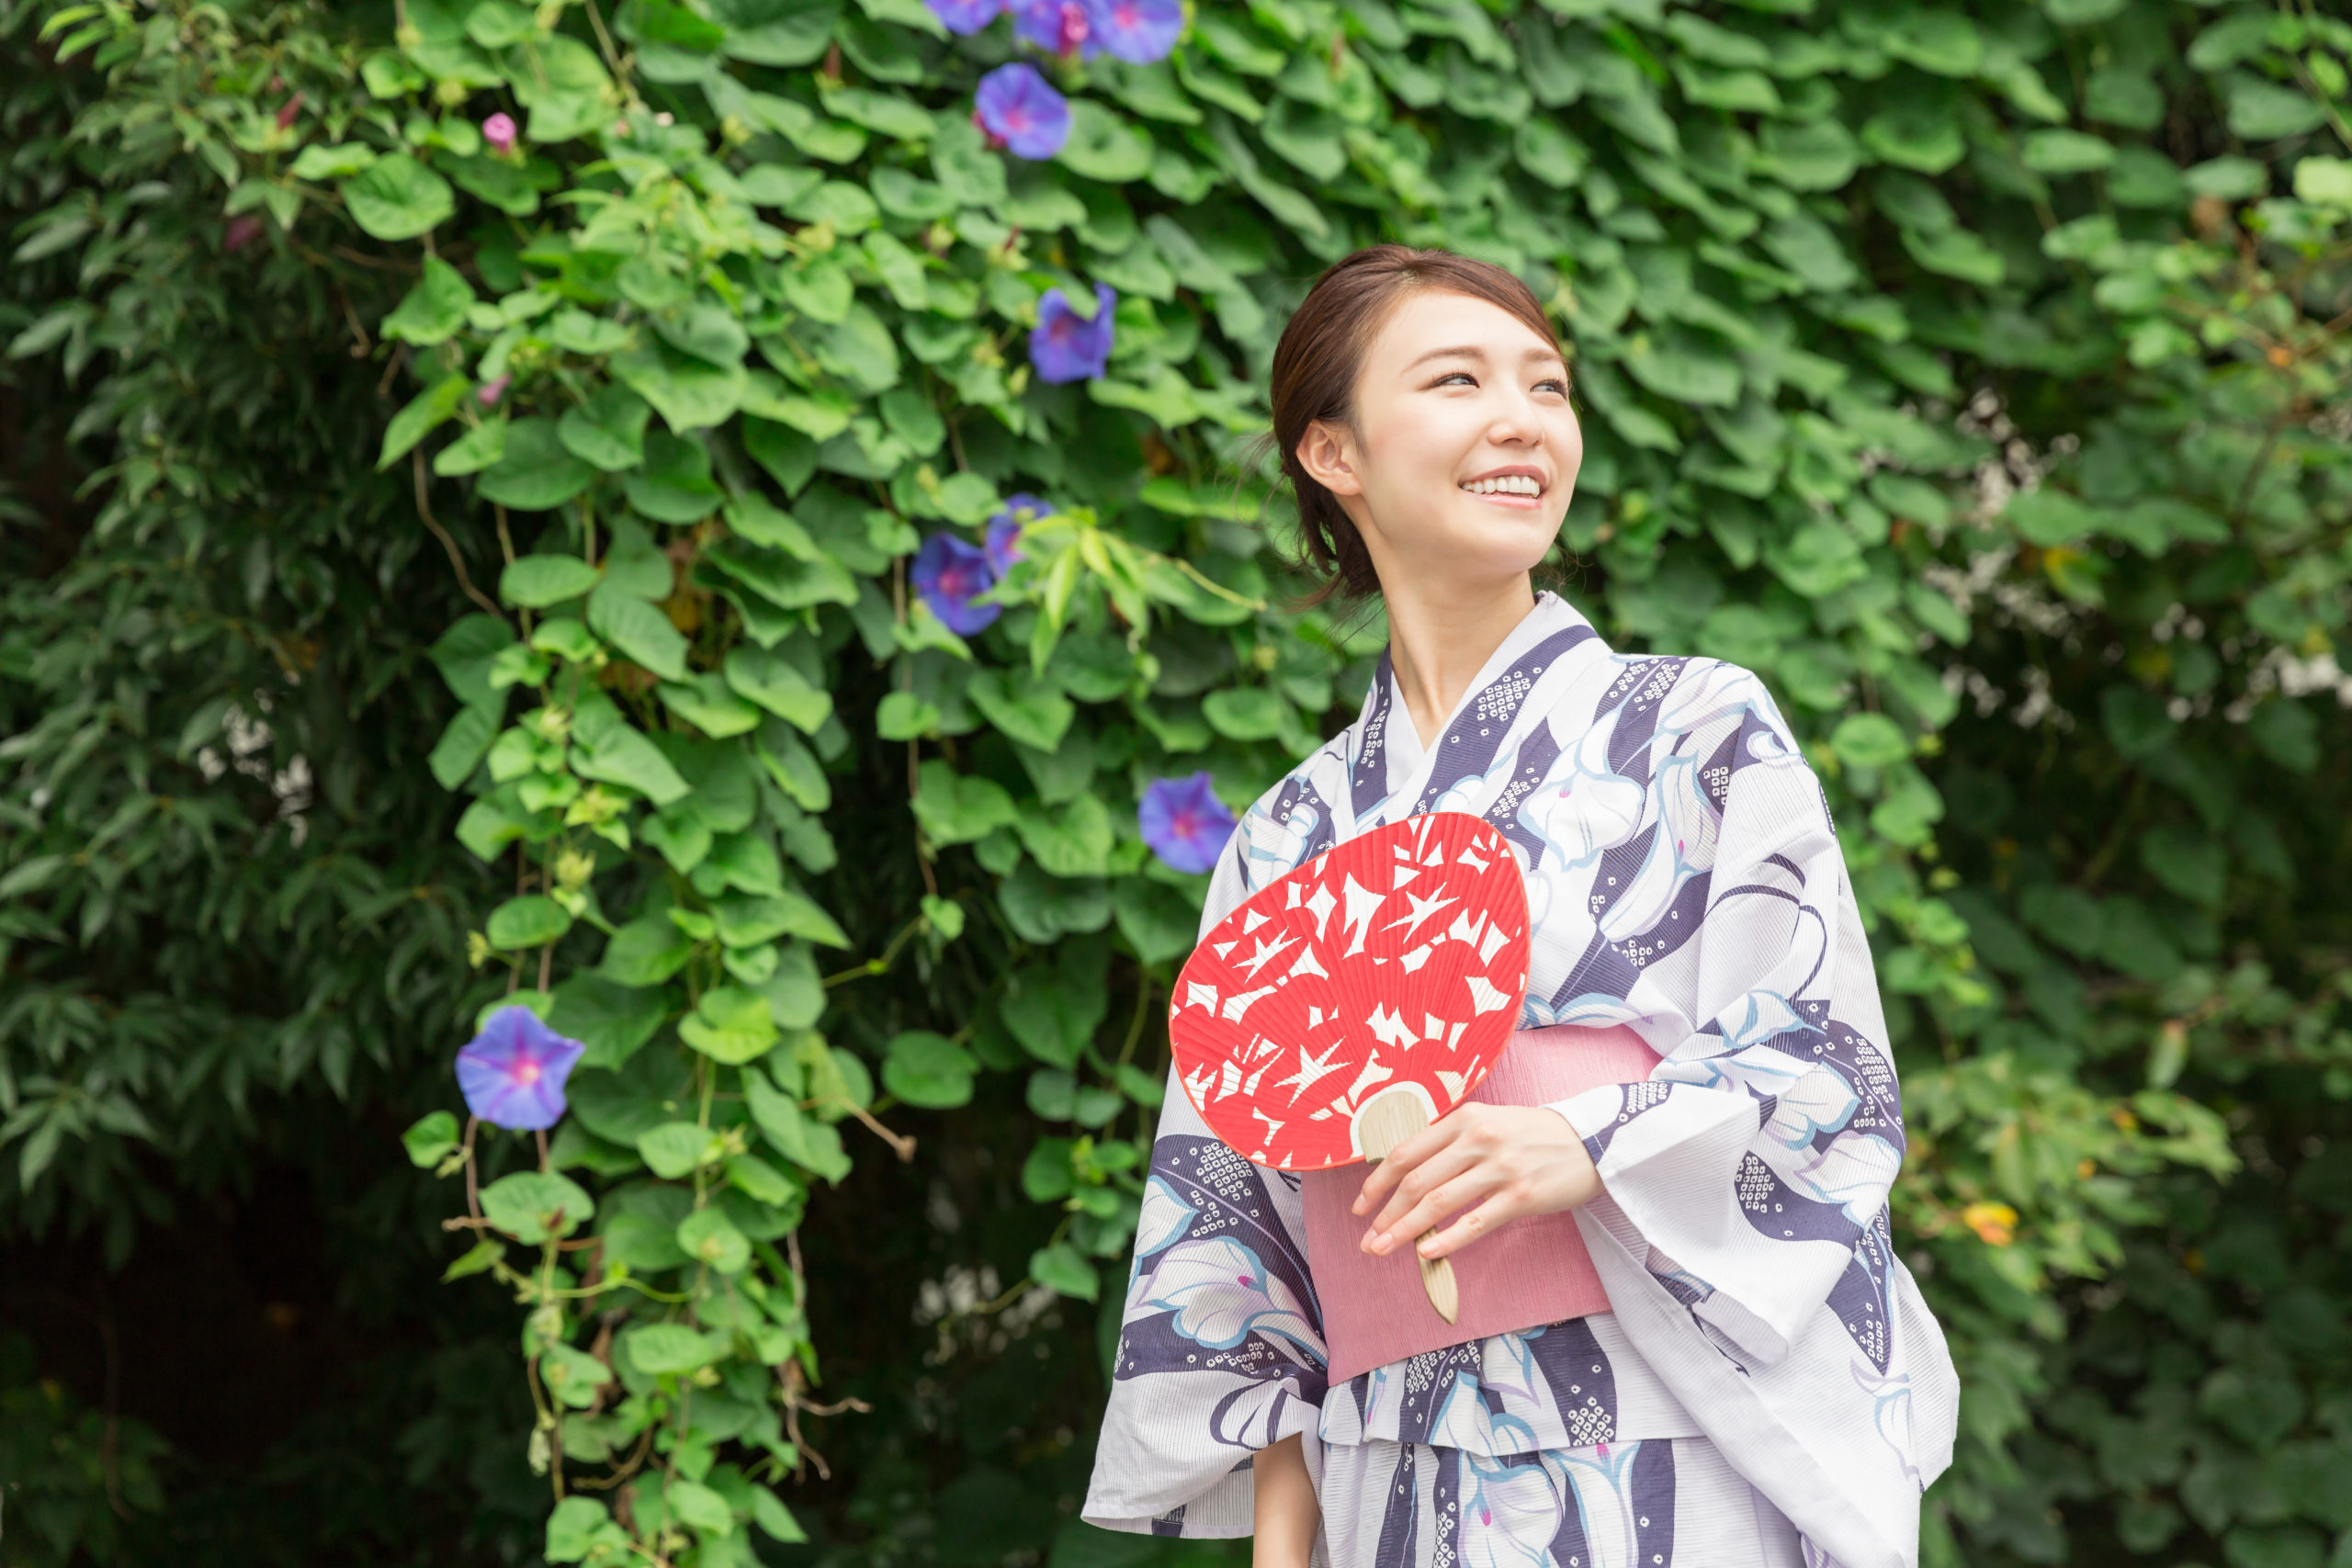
{"left": 752, "top": 1489, "right": 808, "bottom": 1543}
{"left": 2247, "top": 699, "right": 2318, "bottom": 773}
{"left": 679, "top": 984, "right": 783, "bottom": 1063}
{"left": 289, "top": 141, "right": 380, "bottom": 180}
{"left": 557, "top": 383, "right": 651, "bottom": 471}
{"left": 381, "top": 255, "right": 476, "bottom": 345}
{"left": 2021, "top": 130, "right": 2117, "bottom": 175}
{"left": 428, "top": 705, "right": 500, "bottom": 789}
{"left": 379, "top": 376, "right": 469, "bottom": 468}
{"left": 1029, "top": 1240, "right": 1099, "bottom": 1300}
{"left": 432, "top": 417, "right": 506, "bottom": 477}
{"left": 476, "top": 418, "right": 594, "bottom": 510}
{"left": 403, "top": 1110, "right": 460, "bottom": 1168}
{"left": 2007, "top": 489, "right": 2096, "bottom": 547}
{"left": 883, "top": 1030, "right": 978, "bottom": 1108}
{"left": 2292, "top": 157, "right": 2352, "bottom": 210}
{"left": 1056, "top": 99, "right": 1156, "bottom": 184}
{"left": 675, "top": 1205, "right": 752, "bottom": 1273}
{"left": 967, "top": 669, "right": 1073, "bottom": 750}
{"left": 501, "top": 554, "right": 601, "bottom": 607}
{"left": 623, "top": 1321, "right": 723, "bottom": 1375}
{"left": 481, "top": 1170, "right": 595, "bottom": 1242}
{"left": 546, "top": 1497, "right": 622, "bottom": 1563}
{"left": 625, "top": 430, "right": 723, "bottom": 523}
{"left": 587, "top": 581, "right": 690, "bottom": 681}
{"left": 637, "top": 1121, "right": 721, "bottom": 1179}
{"left": 341, "top": 152, "right": 455, "bottom": 240}
{"left": 724, "top": 647, "right": 833, "bottom": 731}
{"left": 548, "top": 973, "right": 671, "bottom": 1068}
{"left": 613, "top": 340, "right": 747, "bottom": 430}
{"left": 910, "top": 760, "right": 1017, "bottom": 844}
{"left": 659, "top": 672, "right": 764, "bottom": 738}
{"left": 1113, "top": 876, "right": 1199, "bottom": 965}
{"left": 714, "top": 889, "right": 849, "bottom": 950}
{"left": 486, "top": 894, "right": 572, "bottom": 949}
{"left": 1013, "top": 795, "right": 1114, "bottom": 878}
{"left": 1830, "top": 712, "right": 1911, "bottom": 769}
{"left": 600, "top": 915, "right": 697, "bottom": 986}
{"left": 998, "top": 860, "right": 1113, "bottom": 943}
{"left": 1201, "top": 687, "right": 1290, "bottom": 741}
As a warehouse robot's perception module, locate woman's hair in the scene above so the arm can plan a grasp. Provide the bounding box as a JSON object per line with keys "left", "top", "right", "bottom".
{"left": 1265, "top": 246, "right": 1566, "bottom": 601}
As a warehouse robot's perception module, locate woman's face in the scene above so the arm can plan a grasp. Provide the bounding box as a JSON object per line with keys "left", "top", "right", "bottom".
{"left": 1296, "top": 288, "right": 1580, "bottom": 594}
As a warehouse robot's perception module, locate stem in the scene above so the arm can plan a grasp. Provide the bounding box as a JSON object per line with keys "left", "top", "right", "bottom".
{"left": 412, "top": 450, "right": 503, "bottom": 618}
{"left": 821, "top": 917, "right": 924, "bottom": 987}
{"left": 463, "top": 1116, "right": 483, "bottom": 1223}
{"left": 1116, "top": 965, "right": 1155, "bottom": 1067}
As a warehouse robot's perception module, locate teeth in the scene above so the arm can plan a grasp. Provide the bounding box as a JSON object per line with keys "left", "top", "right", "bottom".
{"left": 1462, "top": 475, "right": 1542, "bottom": 497}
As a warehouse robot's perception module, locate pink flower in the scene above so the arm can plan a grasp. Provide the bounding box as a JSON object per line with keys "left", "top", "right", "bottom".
{"left": 482, "top": 112, "right": 518, "bottom": 155}
{"left": 223, "top": 215, "right": 266, "bottom": 253}
{"left": 478, "top": 374, "right": 511, "bottom": 406}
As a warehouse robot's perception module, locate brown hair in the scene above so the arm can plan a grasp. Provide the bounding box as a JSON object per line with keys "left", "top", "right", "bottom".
{"left": 1265, "top": 246, "right": 1566, "bottom": 601}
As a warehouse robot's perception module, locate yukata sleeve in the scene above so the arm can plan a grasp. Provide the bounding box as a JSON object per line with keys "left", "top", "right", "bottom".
{"left": 1080, "top": 826, "right": 1330, "bottom": 1536}
{"left": 1547, "top": 672, "right": 1907, "bottom": 1371}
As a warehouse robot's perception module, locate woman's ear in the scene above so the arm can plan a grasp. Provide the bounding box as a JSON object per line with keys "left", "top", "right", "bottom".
{"left": 1295, "top": 419, "right": 1364, "bottom": 498}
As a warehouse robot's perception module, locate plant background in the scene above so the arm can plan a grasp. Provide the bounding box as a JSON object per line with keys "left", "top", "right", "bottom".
{"left": 1, "top": 0, "right": 2347, "bottom": 1564}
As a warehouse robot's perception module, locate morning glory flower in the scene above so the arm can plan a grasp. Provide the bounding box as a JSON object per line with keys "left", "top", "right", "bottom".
{"left": 1085, "top": 0, "right": 1182, "bottom": 62}
{"left": 927, "top": 0, "right": 1002, "bottom": 30}
{"left": 1012, "top": 0, "right": 1091, "bottom": 53}
{"left": 1139, "top": 773, "right": 1238, "bottom": 875}
{"left": 987, "top": 492, "right": 1050, "bottom": 575}
{"left": 482, "top": 111, "right": 518, "bottom": 154}
{"left": 973, "top": 63, "right": 1070, "bottom": 160}
{"left": 1030, "top": 283, "right": 1116, "bottom": 383}
{"left": 912, "top": 531, "right": 1001, "bottom": 636}
{"left": 456, "top": 1006, "right": 586, "bottom": 1132}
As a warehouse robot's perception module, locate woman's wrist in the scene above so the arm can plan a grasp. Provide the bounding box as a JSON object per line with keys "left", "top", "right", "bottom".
{"left": 1252, "top": 1433, "right": 1317, "bottom": 1567}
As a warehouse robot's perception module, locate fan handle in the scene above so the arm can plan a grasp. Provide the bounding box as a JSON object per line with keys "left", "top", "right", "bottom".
{"left": 1356, "top": 1088, "right": 1460, "bottom": 1325}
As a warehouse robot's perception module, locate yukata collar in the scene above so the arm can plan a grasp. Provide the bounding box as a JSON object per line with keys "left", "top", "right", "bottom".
{"left": 1349, "top": 591, "right": 1604, "bottom": 830}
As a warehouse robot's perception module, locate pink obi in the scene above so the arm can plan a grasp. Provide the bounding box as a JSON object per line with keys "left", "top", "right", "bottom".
{"left": 1300, "top": 1024, "right": 1661, "bottom": 1386}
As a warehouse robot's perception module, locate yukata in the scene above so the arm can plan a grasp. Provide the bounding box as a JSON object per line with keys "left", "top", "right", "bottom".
{"left": 1083, "top": 592, "right": 1959, "bottom": 1568}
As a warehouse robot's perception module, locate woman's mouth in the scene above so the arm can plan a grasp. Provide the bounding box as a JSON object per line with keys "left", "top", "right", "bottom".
{"left": 1460, "top": 473, "right": 1544, "bottom": 507}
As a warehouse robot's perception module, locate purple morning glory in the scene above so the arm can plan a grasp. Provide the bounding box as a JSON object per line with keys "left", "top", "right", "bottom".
{"left": 1030, "top": 283, "right": 1116, "bottom": 383}
{"left": 1086, "top": 0, "right": 1182, "bottom": 62}
{"left": 456, "top": 1006, "right": 587, "bottom": 1131}
{"left": 912, "top": 531, "right": 1001, "bottom": 636}
{"left": 1138, "top": 773, "right": 1238, "bottom": 875}
{"left": 987, "top": 492, "right": 1050, "bottom": 575}
{"left": 973, "top": 63, "right": 1070, "bottom": 160}
{"left": 1012, "top": 0, "right": 1091, "bottom": 53}
{"left": 927, "top": 0, "right": 1002, "bottom": 32}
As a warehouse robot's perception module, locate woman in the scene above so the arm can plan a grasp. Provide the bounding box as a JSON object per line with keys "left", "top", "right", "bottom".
{"left": 1082, "top": 247, "right": 1958, "bottom": 1567}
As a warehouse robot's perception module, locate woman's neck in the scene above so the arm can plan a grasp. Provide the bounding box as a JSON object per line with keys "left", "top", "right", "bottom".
{"left": 1384, "top": 574, "right": 1539, "bottom": 750}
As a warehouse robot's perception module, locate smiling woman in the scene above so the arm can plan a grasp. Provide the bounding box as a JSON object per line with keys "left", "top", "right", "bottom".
{"left": 1083, "top": 250, "right": 1959, "bottom": 1568}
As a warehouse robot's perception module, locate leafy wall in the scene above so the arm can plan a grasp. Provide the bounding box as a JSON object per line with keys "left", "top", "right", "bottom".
{"left": 1, "top": 0, "right": 2347, "bottom": 1563}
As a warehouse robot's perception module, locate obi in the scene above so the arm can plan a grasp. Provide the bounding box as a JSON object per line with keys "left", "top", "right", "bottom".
{"left": 1298, "top": 1023, "right": 1661, "bottom": 1386}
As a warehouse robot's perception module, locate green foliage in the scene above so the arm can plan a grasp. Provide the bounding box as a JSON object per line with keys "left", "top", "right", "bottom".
{"left": 3, "top": 0, "right": 2348, "bottom": 1564}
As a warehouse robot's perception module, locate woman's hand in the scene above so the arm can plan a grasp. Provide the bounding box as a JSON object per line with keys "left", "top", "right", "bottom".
{"left": 1252, "top": 1434, "right": 1318, "bottom": 1568}
{"left": 1353, "top": 1103, "right": 1600, "bottom": 1261}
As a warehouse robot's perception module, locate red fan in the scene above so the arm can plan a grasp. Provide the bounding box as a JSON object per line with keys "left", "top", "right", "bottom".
{"left": 1169, "top": 812, "right": 1532, "bottom": 1320}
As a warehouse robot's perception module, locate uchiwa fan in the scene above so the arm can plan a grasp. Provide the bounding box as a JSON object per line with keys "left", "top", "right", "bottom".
{"left": 1169, "top": 811, "right": 1532, "bottom": 1321}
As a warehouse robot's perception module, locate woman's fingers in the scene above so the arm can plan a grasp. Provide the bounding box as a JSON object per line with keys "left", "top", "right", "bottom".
{"left": 1363, "top": 1128, "right": 1467, "bottom": 1241}
{"left": 1351, "top": 1116, "right": 1459, "bottom": 1213}
{"left": 1363, "top": 1167, "right": 1500, "bottom": 1255}
{"left": 1418, "top": 1190, "right": 1529, "bottom": 1261}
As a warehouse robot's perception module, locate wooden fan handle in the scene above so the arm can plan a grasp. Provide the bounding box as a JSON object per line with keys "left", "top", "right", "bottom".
{"left": 1357, "top": 1089, "right": 1462, "bottom": 1325}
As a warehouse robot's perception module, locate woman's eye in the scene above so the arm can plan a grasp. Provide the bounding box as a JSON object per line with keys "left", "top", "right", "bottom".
{"left": 1433, "top": 371, "right": 1476, "bottom": 387}
{"left": 1536, "top": 378, "right": 1569, "bottom": 395}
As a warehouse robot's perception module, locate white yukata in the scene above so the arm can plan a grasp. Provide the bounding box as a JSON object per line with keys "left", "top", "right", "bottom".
{"left": 1083, "top": 592, "right": 1959, "bottom": 1568}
